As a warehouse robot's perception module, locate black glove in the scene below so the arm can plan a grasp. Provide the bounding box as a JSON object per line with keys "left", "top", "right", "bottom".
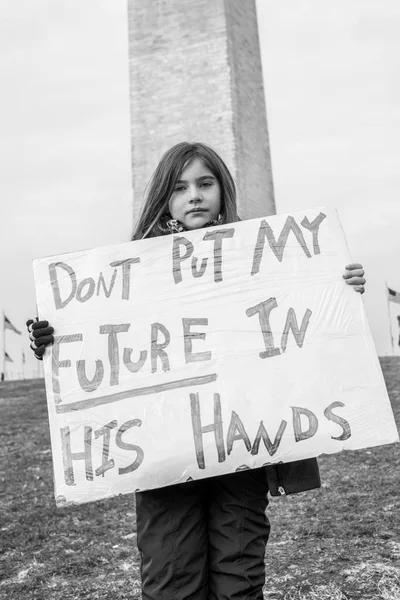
{"left": 26, "top": 318, "right": 54, "bottom": 360}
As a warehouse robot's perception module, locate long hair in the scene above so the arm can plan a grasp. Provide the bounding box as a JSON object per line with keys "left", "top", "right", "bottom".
{"left": 132, "top": 142, "right": 238, "bottom": 240}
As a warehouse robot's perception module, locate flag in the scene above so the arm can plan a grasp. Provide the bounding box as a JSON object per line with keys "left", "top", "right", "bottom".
{"left": 22, "top": 350, "right": 26, "bottom": 364}
{"left": 4, "top": 314, "right": 21, "bottom": 334}
{"left": 388, "top": 287, "right": 400, "bottom": 305}
{"left": 5, "top": 351, "right": 13, "bottom": 363}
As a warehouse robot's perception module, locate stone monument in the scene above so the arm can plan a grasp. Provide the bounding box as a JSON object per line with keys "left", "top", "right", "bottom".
{"left": 127, "top": 0, "right": 275, "bottom": 222}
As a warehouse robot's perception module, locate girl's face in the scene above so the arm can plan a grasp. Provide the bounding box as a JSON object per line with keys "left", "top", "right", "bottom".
{"left": 168, "top": 158, "right": 221, "bottom": 230}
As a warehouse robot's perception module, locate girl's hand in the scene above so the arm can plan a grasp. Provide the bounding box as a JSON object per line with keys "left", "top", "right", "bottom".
{"left": 342, "top": 263, "right": 366, "bottom": 294}
{"left": 26, "top": 318, "right": 54, "bottom": 360}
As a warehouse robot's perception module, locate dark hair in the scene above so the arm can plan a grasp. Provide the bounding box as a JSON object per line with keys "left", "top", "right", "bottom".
{"left": 132, "top": 142, "right": 238, "bottom": 240}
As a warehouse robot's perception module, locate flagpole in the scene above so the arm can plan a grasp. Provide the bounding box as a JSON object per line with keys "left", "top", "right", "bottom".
{"left": 385, "top": 283, "right": 395, "bottom": 355}
{"left": 1, "top": 311, "right": 5, "bottom": 381}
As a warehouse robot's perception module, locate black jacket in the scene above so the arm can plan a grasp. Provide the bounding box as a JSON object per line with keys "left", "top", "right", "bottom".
{"left": 265, "top": 458, "right": 321, "bottom": 496}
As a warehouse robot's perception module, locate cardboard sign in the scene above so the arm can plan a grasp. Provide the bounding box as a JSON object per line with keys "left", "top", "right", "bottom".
{"left": 33, "top": 207, "right": 399, "bottom": 506}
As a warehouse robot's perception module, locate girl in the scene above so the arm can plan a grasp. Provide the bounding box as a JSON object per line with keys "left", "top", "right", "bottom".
{"left": 27, "top": 142, "right": 366, "bottom": 600}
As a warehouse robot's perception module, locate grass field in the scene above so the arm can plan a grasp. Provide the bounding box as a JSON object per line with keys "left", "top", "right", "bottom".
{"left": 1, "top": 358, "right": 399, "bottom": 600}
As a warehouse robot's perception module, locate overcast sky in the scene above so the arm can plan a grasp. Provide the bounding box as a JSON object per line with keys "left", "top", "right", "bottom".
{"left": 1, "top": 0, "right": 400, "bottom": 378}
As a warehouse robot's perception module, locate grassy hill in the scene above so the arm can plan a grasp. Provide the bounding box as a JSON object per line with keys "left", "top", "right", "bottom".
{"left": 1, "top": 358, "right": 399, "bottom": 600}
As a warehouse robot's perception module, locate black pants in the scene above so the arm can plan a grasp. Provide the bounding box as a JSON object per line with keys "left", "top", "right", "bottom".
{"left": 135, "top": 467, "right": 270, "bottom": 600}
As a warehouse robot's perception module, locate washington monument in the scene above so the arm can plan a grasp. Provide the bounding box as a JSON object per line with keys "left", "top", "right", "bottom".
{"left": 127, "top": 0, "right": 275, "bottom": 222}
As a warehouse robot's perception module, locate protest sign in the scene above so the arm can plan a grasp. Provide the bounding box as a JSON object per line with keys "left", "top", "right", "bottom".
{"left": 33, "top": 207, "right": 399, "bottom": 506}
